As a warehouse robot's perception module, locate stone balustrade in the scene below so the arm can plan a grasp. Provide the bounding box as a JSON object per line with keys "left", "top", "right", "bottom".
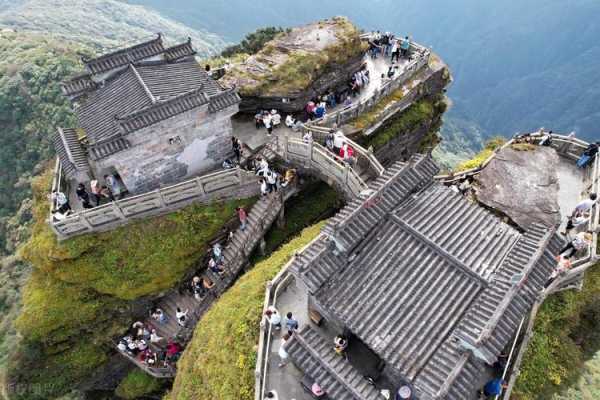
{"left": 48, "top": 167, "right": 260, "bottom": 240}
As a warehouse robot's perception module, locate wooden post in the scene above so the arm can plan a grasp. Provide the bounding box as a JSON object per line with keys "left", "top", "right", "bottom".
{"left": 307, "top": 139, "right": 313, "bottom": 169}
{"left": 156, "top": 189, "right": 166, "bottom": 208}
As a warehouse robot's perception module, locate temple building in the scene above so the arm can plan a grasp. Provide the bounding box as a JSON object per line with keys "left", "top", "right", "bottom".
{"left": 54, "top": 34, "right": 240, "bottom": 194}
{"left": 284, "top": 155, "right": 561, "bottom": 399}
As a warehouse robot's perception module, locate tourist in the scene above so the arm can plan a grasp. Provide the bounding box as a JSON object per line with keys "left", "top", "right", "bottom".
{"left": 391, "top": 38, "right": 400, "bottom": 62}
{"left": 176, "top": 307, "right": 188, "bottom": 327}
{"left": 51, "top": 189, "right": 71, "bottom": 213}
{"left": 312, "top": 382, "right": 326, "bottom": 397}
{"left": 263, "top": 112, "right": 273, "bottom": 135}
{"left": 104, "top": 174, "right": 123, "bottom": 199}
{"left": 255, "top": 110, "right": 264, "bottom": 129}
{"left": 255, "top": 157, "right": 269, "bottom": 176}
{"left": 117, "top": 338, "right": 128, "bottom": 352}
{"left": 547, "top": 256, "right": 572, "bottom": 287}
{"left": 285, "top": 312, "right": 299, "bottom": 331}
{"left": 237, "top": 206, "right": 247, "bottom": 231}
{"left": 266, "top": 170, "right": 278, "bottom": 193}
{"left": 305, "top": 101, "right": 316, "bottom": 120}
{"left": 400, "top": 36, "right": 411, "bottom": 58}
{"left": 76, "top": 183, "right": 93, "bottom": 209}
{"left": 264, "top": 391, "right": 279, "bottom": 400}
{"left": 303, "top": 130, "right": 313, "bottom": 143}
{"left": 209, "top": 257, "right": 225, "bottom": 275}
{"left": 90, "top": 179, "right": 102, "bottom": 206}
{"left": 260, "top": 179, "right": 269, "bottom": 196}
{"left": 151, "top": 307, "right": 168, "bottom": 325}
{"left": 326, "top": 91, "right": 337, "bottom": 108}
{"left": 333, "top": 131, "right": 345, "bottom": 154}
{"left": 232, "top": 137, "right": 241, "bottom": 162}
{"left": 137, "top": 339, "right": 148, "bottom": 351}
{"left": 265, "top": 306, "right": 282, "bottom": 330}
{"left": 271, "top": 110, "right": 281, "bottom": 129}
{"left": 281, "top": 169, "right": 296, "bottom": 188}
{"left": 191, "top": 276, "right": 205, "bottom": 300}
{"left": 222, "top": 159, "right": 235, "bottom": 169}
{"left": 167, "top": 341, "right": 183, "bottom": 361}
{"left": 278, "top": 333, "right": 290, "bottom": 367}
{"left": 100, "top": 185, "right": 115, "bottom": 202}
{"left": 314, "top": 102, "right": 326, "bottom": 119}
{"left": 203, "top": 276, "right": 215, "bottom": 290}
{"left": 334, "top": 335, "right": 348, "bottom": 355}
{"left": 213, "top": 243, "right": 223, "bottom": 263}
{"left": 571, "top": 193, "right": 597, "bottom": 217}
{"left": 558, "top": 231, "right": 592, "bottom": 260}
{"left": 387, "top": 64, "right": 396, "bottom": 79}
{"left": 563, "top": 213, "right": 590, "bottom": 236}
{"left": 285, "top": 114, "right": 296, "bottom": 128}
{"left": 340, "top": 142, "right": 355, "bottom": 165}
{"left": 368, "top": 39, "right": 379, "bottom": 59}
{"left": 479, "top": 377, "right": 507, "bottom": 398}
{"left": 577, "top": 142, "right": 599, "bottom": 168}
{"left": 325, "top": 131, "right": 335, "bottom": 151}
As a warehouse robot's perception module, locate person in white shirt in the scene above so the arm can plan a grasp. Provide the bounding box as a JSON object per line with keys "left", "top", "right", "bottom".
{"left": 271, "top": 110, "right": 281, "bottom": 128}
{"left": 572, "top": 193, "right": 597, "bottom": 216}
{"left": 278, "top": 333, "right": 290, "bottom": 367}
{"left": 333, "top": 131, "right": 345, "bottom": 153}
{"left": 150, "top": 329, "right": 164, "bottom": 344}
{"left": 303, "top": 130, "right": 313, "bottom": 143}
{"left": 266, "top": 170, "right": 278, "bottom": 193}
{"left": 263, "top": 113, "right": 273, "bottom": 135}
{"left": 176, "top": 307, "right": 188, "bottom": 327}
{"left": 260, "top": 179, "right": 269, "bottom": 196}
{"left": 264, "top": 305, "right": 281, "bottom": 329}
{"left": 285, "top": 115, "right": 295, "bottom": 128}
{"left": 558, "top": 231, "right": 592, "bottom": 259}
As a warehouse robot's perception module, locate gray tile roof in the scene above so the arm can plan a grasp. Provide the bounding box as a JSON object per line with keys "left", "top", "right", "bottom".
{"left": 291, "top": 158, "right": 559, "bottom": 400}
{"left": 285, "top": 325, "right": 382, "bottom": 400}
{"left": 163, "top": 39, "right": 196, "bottom": 61}
{"left": 53, "top": 128, "right": 90, "bottom": 180}
{"left": 75, "top": 59, "right": 236, "bottom": 145}
{"left": 60, "top": 73, "right": 97, "bottom": 98}
{"left": 83, "top": 34, "right": 165, "bottom": 75}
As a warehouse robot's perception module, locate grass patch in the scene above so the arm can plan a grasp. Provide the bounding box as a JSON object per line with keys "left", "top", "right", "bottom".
{"left": 512, "top": 143, "right": 537, "bottom": 152}
{"left": 8, "top": 169, "right": 256, "bottom": 399}
{"left": 514, "top": 260, "right": 600, "bottom": 399}
{"left": 223, "top": 17, "right": 366, "bottom": 97}
{"left": 360, "top": 96, "right": 445, "bottom": 151}
{"left": 166, "top": 222, "right": 325, "bottom": 400}
{"left": 352, "top": 86, "right": 405, "bottom": 130}
{"left": 20, "top": 171, "right": 255, "bottom": 300}
{"left": 115, "top": 369, "right": 164, "bottom": 399}
{"left": 454, "top": 137, "right": 506, "bottom": 172}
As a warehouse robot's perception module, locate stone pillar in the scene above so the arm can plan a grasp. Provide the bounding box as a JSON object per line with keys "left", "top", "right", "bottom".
{"left": 258, "top": 237, "right": 267, "bottom": 256}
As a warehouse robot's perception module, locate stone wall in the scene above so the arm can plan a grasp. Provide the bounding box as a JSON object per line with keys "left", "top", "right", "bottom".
{"left": 93, "top": 103, "right": 238, "bottom": 194}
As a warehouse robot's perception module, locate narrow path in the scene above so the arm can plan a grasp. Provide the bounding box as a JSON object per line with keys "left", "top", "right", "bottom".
{"left": 118, "top": 190, "right": 287, "bottom": 377}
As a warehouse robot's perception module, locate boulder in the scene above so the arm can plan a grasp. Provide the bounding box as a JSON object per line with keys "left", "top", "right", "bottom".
{"left": 221, "top": 17, "right": 367, "bottom": 113}
{"left": 475, "top": 146, "right": 561, "bottom": 229}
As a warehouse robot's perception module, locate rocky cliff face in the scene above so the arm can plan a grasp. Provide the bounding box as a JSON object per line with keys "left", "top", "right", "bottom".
{"left": 221, "top": 17, "right": 366, "bottom": 113}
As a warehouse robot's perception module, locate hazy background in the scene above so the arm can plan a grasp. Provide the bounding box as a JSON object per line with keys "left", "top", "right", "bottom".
{"left": 127, "top": 0, "right": 600, "bottom": 159}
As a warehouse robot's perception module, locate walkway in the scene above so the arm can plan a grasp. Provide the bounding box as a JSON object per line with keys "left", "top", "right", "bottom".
{"left": 118, "top": 188, "right": 289, "bottom": 377}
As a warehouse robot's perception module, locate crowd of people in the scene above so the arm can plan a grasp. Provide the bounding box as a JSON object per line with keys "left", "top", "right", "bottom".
{"left": 117, "top": 318, "right": 183, "bottom": 370}
{"left": 262, "top": 305, "right": 327, "bottom": 399}
{"left": 368, "top": 31, "right": 412, "bottom": 61}
{"left": 50, "top": 173, "right": 124, "bottom": 221}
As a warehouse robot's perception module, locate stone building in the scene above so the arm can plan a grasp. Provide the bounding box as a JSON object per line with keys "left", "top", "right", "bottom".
{"left": 54, "top": 35, "right": 240, "bottom": 194}
{"left": 285, "top": 155, "right": 561, "bottom": 399}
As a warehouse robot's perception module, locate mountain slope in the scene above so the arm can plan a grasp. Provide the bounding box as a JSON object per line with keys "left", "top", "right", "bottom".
{"left": 0, "top": 0, "right": 226, "bottom": 56}
{"left": 130, "top": 0, "right": 600, "bottom": 145}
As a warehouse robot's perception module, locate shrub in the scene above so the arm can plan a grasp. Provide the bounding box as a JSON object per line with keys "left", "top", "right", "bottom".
{"left": 115, "top": 370, "right": 163, "bottom": 399}
{"left": 454, "top": 136, "right": 506, "bottom": 172}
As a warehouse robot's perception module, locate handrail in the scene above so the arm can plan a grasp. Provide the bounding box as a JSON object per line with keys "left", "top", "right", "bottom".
{"left": 48, "top": 167, "right": 259, "bottom": 240}
{"left": 254, "top": 234, "right": 327, "bottom": 400}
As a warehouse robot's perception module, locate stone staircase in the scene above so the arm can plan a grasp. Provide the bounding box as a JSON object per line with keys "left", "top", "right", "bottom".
{"left": 119, "top": 190, "right": 286, "bottom": 377}
{"left": 285, "top": 325, "right": 381, "bottom": 400}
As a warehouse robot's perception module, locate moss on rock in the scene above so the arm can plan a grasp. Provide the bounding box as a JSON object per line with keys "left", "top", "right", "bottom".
{"left": 115, "top": 369, "right": 164, "bottom": 399}
{"left": 514, "top": 261, "right": 600, "bottom": 399}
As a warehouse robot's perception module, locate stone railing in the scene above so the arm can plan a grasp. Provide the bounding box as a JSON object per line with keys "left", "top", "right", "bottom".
{"left": 254, "top": 234, "right": 326, "bottom": 400}
{"left": 301, "top": 124, "right": 385, "bottom": 177}
{"left": 309, "top": 41, "right": 431, "bottom": 130}
{"left": 48, "top": 165, "right": 260, "bottom": 240}
{"left": 496, "top": 136, "right": 600, "bottom": 400}
{"left": 269, "top": 136, "right": 368, "bottom": 200}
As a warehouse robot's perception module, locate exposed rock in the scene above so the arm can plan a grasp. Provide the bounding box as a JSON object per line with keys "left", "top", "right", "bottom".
{"left": 475, "top": 146, "right": 561, "bottom": 229}
{"left": 221, "top": 17, "right": 366, "bottom": 113}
